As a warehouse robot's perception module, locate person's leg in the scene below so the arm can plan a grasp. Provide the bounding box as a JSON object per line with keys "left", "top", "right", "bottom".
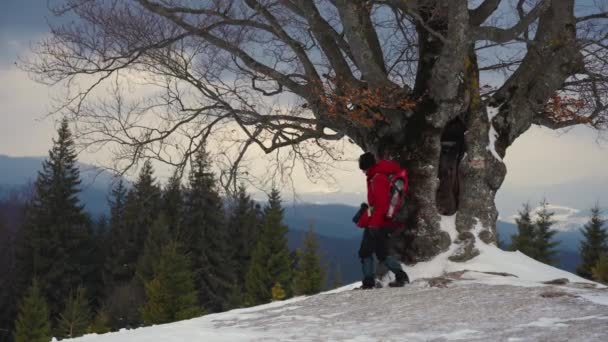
{"left": 375, "top": 228, "right": 409, "bottom": 287}
{"left": 358, "top": 228, "right": 376, "bottom": 288}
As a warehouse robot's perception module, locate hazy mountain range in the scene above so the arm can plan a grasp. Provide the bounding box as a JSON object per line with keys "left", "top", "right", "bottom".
{"left": 0, "top": 154, "right": 121, "bottom": 216}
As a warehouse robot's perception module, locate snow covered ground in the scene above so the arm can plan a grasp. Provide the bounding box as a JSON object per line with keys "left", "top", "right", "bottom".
{"left": 65, "top": 216, "right": 608, "bottom": 342}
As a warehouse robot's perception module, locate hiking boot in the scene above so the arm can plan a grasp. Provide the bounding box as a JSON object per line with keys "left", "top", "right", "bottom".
{"left": 359, "top": 276, "right": 375, "bottom": 289}
{"left": 389, "top": 271, "right": 410, "bottom": 287}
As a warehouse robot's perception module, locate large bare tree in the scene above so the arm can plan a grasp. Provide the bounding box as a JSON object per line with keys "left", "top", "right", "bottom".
{"left": 26, "top": 0, "right": 607, "bottom": 262}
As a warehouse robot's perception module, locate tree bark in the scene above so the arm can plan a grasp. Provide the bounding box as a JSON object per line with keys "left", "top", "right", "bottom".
{"left": 451, "top": 107, "right": 506, "bottom": 261}
{"left": 378, "top": 105, "right": 505, "bottom": 264}
{"left": 403, "top": 126, "right": 452, "bottom": 262}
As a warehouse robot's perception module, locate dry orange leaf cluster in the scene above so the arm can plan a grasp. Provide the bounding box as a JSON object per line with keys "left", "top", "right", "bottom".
{"left": 543, "top": 94, "right": 590, "bottom": 124}
{"left": 317, "top": 80, "right": 415, "bottom": 128}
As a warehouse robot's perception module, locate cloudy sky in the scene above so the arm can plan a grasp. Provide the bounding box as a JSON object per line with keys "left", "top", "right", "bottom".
{"left": 1, "top": 0, "right": 607, "bottom": 213}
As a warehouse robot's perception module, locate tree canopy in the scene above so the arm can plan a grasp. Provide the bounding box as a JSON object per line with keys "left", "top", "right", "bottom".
{"left": 25, "top": 0, "right": 608, "bottom": 261}
{"left": 26, "top": 0, "right": 607, "bottom": 181}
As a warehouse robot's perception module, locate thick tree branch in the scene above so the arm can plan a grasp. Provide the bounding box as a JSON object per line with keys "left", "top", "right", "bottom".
{"left": 334, "top": 0, "right": 392, "bottom": 87}
{"left": 493, "top": 0, "right": 585, "bottom": 143}
{"left": 469, "top": 0, "right": 502, "bottom": 26}
{"left": 473, "top": 0, "right": 550, "bottom": 43}
{"left": 286, "top": 0, "right": 360, "bottom": 86}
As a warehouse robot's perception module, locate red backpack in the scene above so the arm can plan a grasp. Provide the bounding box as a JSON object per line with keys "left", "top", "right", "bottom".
{"left": 386, "top": 168, "right": 409, "bottom": 223}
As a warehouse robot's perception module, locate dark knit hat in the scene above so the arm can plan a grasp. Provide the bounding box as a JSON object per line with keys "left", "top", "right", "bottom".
{"left": 358, "top": 152, "right": 376, "bottom": 171}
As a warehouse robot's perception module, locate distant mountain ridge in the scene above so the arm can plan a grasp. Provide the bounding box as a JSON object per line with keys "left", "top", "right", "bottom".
{"left": 0, "top": 154, "right": 122, "bottom": 216}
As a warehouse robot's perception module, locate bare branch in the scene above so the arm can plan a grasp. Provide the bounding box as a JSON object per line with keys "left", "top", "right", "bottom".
{"left": 577, "top": 12, "right": 608, "bottom": 23}
{"left": 136, "top": 0, "right": 309, "bottom": 97}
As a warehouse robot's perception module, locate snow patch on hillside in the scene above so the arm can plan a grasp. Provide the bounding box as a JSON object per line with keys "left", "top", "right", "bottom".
{"left": 395, "top": 215, "right": 596, "bottom": 287}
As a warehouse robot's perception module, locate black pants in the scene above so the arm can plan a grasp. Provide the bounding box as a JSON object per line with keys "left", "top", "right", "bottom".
{"left": 358, "top": 228, "right": 404, "bottom": 283}
{"left": 358, "top": 228, "right": 391, "bottom": 262}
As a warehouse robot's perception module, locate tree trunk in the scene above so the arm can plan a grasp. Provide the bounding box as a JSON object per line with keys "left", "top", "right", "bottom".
{"left": 380, "top": 108, "right": 506, "bottom": 264}
{"left": 378, "top": 51, "right": 507, "bottom": 264}
{"left": 450, "top": 106, "right": 507, "bottom": 261}
{"left": 400, "top": 124, "right": 452, "bottom": 263}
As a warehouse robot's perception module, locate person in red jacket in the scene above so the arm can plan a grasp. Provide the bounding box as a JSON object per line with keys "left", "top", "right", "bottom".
{"left": 356, "top": 152, "right": 410, "bottom": 289}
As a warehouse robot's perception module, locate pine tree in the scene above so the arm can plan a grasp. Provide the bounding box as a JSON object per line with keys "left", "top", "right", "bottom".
{"left": 533, "top": 199, "right": 559, "bottom": 265}
{"left": 104, "top": 281, "right": 145, "bottom": 330}
{"left": 0, "top": 212, "right": 17, "bottom": 342}
{"left": 227, "top": 185, "right": 260, "bottom": 303}
{"left": 103, "top": 179, "right": 135, "bottom": 290}
{"left": 244, "top": 189, "right": 293, "bottom": 305}
{"left": 510, "top": 203, "right": 536, "bottom": 258}
{"left": 96, "top": 214, "right": 109, "bottom": 234}
{"left": 89, "top": 306, "right": 111, "bottom": 334}
{"left": 102, "top": 175, "right": 157, "bottom": 330}
{"left": 13, "top": 280, "right": 50, "bottom": 342}
{"left": 141, "top": 242, "right": 203, "bottom": 325}
{"left": 88, "top": 215, "right": 109, "bottom": 308}
{"left": 57, "top": 286, "right": 92, "bottom": 339}
{"left": 592, "top": 254, "right": 608, "bottom": 284}
{"left": 293, "top": 226, "right": 325, "bottom": 296}
{"left": 15, "top": 118, "right": 94, "bottom": 316}
{"left": 126, "top": 160, "right": 162, "bottom": 262}
{"left": 577, "top": 205, "right": 608, "bottom": 279}
{"left": 136, "top": 213, "right": 171, "bottom": 284}
{"left": 106, "top": 163, "right": 161, "bottom": 288}
{"left": 182, "top": 148, "right": 234, "bottom": 312}
{"left": 162, "top": 171, "right": 183, "bottom": 237}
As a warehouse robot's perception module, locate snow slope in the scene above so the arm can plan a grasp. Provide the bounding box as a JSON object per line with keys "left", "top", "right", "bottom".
{"left": 65, "top": 216, "right": 608, "bottom": 342}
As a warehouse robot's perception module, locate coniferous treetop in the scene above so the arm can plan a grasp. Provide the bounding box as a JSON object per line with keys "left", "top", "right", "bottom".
{"left": 16, "top": 118, "right": 94, "bottom": 317}
{"left": 510, "top": 202, "right": 536, "bottom": 256}
{"left": 265, "top": 188, "right": 284, "bottom": 216}
{"left": 109, "top": 180, "right": 127, "bottom": 217}
{"left": 163, "top": 172, "right": 183, "bottom": 220}
{"left": 133, "top": 160, "right": 161, "bottom": 201}
{"left": 515, "top": 203, "right": 533, "bottom": 227}
{"left": 582, "top": 205, "right": 607, "bottom": 248}
{"left": 32, "top": 117, "right": 85, "bottom": 221}
{"left": 532, "top": 199, "right": 559, "bottom": 265}
{"left": 577, "top": 204, "right": 608, "bottom": 279}
{"left": 182, "top": 146, "right": 234, "bottom": 313}
{"left": 189, "top": 149, "right": 216, "bottom": 191}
